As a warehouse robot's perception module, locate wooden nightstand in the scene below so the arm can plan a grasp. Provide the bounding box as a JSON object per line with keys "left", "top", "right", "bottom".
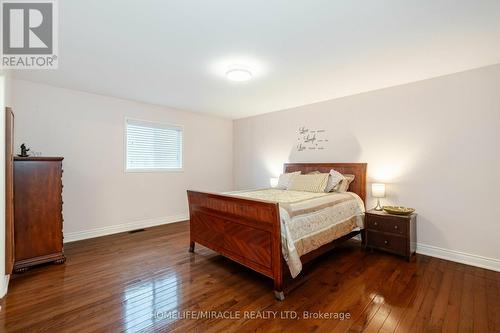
{"left": 364, "top": 210, "right": 417, "bottom": 261}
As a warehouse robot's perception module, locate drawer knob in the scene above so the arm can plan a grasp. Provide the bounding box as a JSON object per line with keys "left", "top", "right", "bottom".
{"left": 394, "top": 225, "right": 398, "bottom": 229}
{"left": 384, "top": 240, "right": 388, "bottom": 245}
{"left": 374, "top": 222, "right": 378, "bottom": 226}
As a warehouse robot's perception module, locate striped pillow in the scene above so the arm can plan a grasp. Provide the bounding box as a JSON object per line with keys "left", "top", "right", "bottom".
{"left": 287, "top": 173, "right": 329, "bottom": 193}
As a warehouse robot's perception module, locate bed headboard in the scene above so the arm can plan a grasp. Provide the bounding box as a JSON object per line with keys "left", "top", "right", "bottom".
{"left": 283, "top": 163, "right": 367, "bottom": 203}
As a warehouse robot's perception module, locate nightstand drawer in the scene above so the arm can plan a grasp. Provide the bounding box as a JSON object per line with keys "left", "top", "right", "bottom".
{"left": 366, "top": 231, "right": 407, "bottom": 255}
{"left": 366, "top": 215, "right": 407, "bottom": 235}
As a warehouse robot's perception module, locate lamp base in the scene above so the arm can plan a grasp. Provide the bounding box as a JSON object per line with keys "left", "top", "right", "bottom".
{"left": 373, "top": 199, "right": 383, "bottom": 211}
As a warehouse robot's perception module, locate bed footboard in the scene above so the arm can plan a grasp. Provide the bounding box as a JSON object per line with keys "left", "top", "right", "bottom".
{"left": 187, "top": 190, "right": 284, "bottom": 299}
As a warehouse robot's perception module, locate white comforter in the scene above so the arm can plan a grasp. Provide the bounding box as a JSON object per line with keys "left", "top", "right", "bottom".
{"left": 229, "top": 189, "right": 365, "bottom": 277}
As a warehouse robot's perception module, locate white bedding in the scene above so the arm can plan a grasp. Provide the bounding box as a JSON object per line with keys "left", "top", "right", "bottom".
{"left": 228, "top": 189, "right": 365, "bottom": 277}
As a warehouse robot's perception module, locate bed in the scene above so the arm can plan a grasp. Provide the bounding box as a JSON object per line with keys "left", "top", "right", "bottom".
{"left": 187, "top": 163, "right": 367, "bottom": 300}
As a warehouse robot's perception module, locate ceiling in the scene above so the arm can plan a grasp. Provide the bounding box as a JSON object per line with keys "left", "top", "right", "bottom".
{"left": 13, "top": 0, "right": 500, "bottom": 119}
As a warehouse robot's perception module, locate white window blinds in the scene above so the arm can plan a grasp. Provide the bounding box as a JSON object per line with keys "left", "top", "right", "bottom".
{"left": 125, "top": 119, "right": 183, "bottom": 171}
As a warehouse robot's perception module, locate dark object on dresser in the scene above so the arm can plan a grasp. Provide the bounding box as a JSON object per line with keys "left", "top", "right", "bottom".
{"left": 18, "top": 143, "right": 30, "bottom": 157}
{"left": 13, "top": 157, "right": 65, "bottom": 273}
{"left": 365, "top": 209, "right": 417, "bottom": 261}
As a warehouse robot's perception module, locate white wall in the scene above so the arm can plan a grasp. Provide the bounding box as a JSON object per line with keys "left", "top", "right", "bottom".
{"left": 234, "top": 64, "right": 500, "bottom": 267}
{"left": 0, "top": 70, "right": 13, "bottom": 297}
{"left": 12, "top": 79, "right": 233, "bottom": 241}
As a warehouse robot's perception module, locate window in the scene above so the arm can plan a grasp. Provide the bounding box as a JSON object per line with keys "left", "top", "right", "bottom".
{"left": 125, "top": 118, "right": 183, "bottom": 171}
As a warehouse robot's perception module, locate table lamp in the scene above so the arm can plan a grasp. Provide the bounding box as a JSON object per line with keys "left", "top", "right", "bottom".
{"left": 372, "top": 183, "right": 385, "bottom": 211}
{"left": 270, "top": 177, "right": 279, "bottom": 188}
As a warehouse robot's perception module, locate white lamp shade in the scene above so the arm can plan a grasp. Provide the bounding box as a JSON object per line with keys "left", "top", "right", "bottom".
{"left": 270, "top": 177, "right": 279, "bottom": 188}
{"left": 372, "top": 183, "right": 386, "bottom": 198}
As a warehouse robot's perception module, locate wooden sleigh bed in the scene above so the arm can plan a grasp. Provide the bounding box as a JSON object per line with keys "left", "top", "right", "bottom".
{"left": 187, "top": 163, "right": 367, "bottom": 300}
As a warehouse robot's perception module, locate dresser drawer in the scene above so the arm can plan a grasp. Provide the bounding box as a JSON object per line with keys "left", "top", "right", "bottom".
{"left": 367, "top": 231, "right": 407, "bottom": 256}
{"left": 366, "top": 215, "right": 407, "bottom": 235}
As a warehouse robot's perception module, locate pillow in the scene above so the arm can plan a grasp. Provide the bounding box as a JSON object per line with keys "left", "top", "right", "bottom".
{"left": 287, "top": 173, "right": 329, "bottom": 193}
{"left": 275, "top": 171, "right": 301, "bottom": 189}
{"left": 325, "top": 169, "right": 345, "bottom": 192}
{"left": 334, "top": 174, "right": 355, "bottom": 192}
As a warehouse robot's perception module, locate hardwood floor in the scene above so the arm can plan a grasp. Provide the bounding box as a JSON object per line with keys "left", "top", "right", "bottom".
{"left": 0, "top": 221, "right": 498, "bottom": 333}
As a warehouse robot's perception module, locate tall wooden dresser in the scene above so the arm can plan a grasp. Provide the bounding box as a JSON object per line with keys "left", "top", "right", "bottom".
{"left": 13, "top": 157, "right": 65, "bottom": 273}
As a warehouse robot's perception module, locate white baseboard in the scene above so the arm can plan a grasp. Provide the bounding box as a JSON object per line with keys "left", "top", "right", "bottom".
{"left": 64, "top": 214, "right": 189, "bottom": 243}
{"left": 417, "top": 243, "right": 500, "bottom": 272}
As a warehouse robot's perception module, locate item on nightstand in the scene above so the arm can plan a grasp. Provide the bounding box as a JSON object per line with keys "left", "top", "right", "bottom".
{"left": 371, "top": 183, "right": 385, "bottom": 211}
{"left": 383, "top": 206, "right": 415, "bottom": 215}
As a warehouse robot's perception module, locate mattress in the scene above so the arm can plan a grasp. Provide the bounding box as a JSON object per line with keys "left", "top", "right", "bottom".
{"left": 228, "top": 188, "right": 365, "bottom": 277}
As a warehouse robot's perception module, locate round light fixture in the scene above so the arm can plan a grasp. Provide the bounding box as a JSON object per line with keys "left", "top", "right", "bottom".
{"left": 225, "top": 68, "right": 253, "bottom": 82}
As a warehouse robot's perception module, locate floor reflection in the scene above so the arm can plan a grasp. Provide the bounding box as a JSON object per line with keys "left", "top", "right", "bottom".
{"left": 124, "top": 273, "right": 179, "bottom": 332}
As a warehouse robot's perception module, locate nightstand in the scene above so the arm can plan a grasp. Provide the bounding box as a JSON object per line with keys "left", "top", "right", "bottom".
{"left": 364, "top": 210, "right": 417, "bottom": 261}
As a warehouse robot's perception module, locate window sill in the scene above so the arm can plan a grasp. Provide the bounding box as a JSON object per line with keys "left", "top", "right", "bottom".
{"left": 125, "top": 168, "right": 184, "bottom": 173}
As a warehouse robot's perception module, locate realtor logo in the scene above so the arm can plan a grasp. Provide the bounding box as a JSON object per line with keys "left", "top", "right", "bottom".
{"left": 1, "top": 0, "right": 58, "bottom": 69}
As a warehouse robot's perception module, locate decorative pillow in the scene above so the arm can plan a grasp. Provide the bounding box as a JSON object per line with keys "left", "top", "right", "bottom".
{"left": 287, "top": 173, "right": 329, "bottom": 193}
{"left": 334, "top": 174, "right": 355, "bottom": 192}
{"left": 275, "top": 171, "right": 301, "bottom": 189}
{"left": 325, "top": 169, "right": 345, "bottom": 192}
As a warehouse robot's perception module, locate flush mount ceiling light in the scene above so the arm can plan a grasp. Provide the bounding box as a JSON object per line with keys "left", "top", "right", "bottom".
{"left": 225, "top": 68, "right": 253, "bottom": 82}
